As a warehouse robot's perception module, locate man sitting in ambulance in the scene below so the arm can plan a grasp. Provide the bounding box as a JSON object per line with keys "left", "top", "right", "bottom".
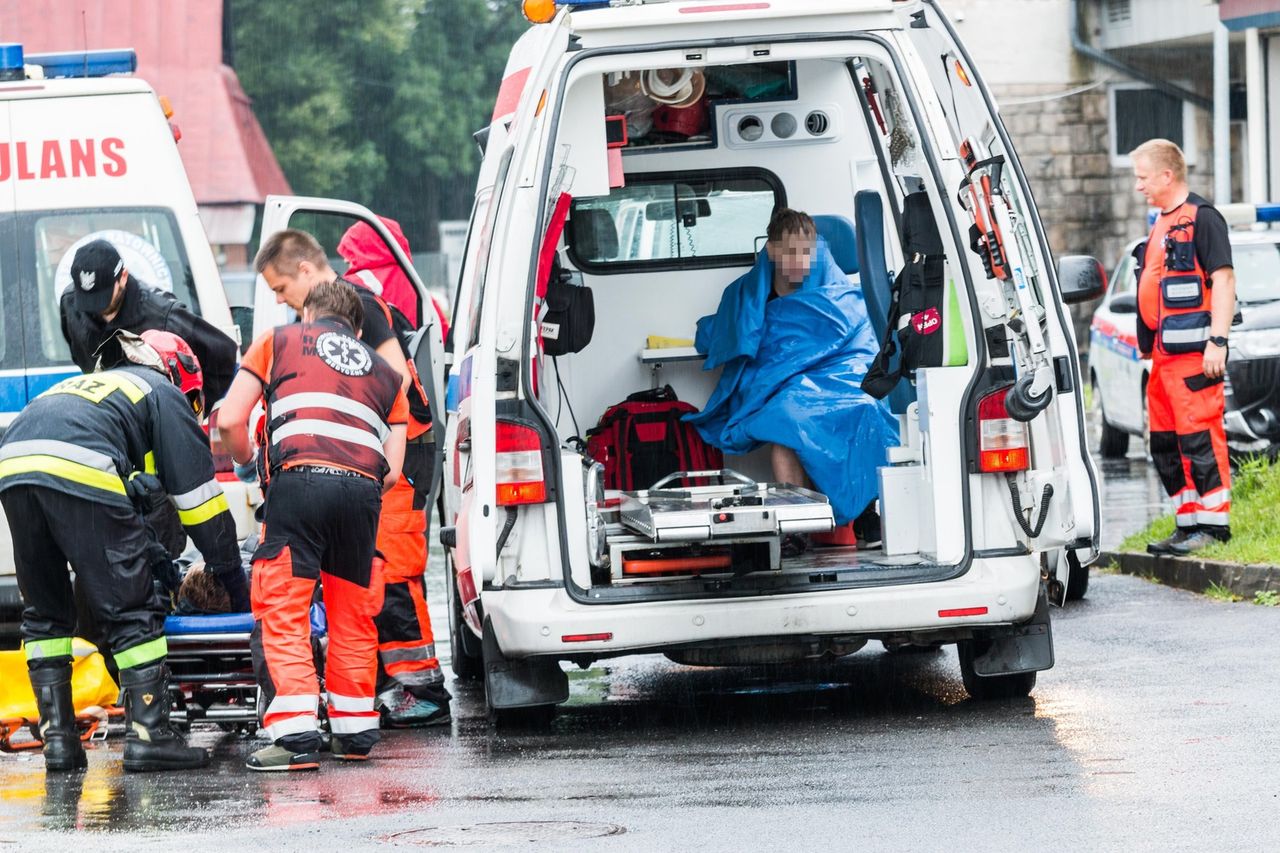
{"left": 686, "top": 209, "right": 898, "bottom": 553}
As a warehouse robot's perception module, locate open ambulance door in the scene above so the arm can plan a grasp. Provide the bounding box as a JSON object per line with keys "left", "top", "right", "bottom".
{"left": 254, "top": 194, "right": 447, "bottom": 508}
{"left": 896, "top": 1, "right": 1104, "bottom": 602}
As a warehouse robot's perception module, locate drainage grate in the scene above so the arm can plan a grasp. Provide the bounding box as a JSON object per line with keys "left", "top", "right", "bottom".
{"left": 385, "top": 821, "right": 627, "bottom": 847}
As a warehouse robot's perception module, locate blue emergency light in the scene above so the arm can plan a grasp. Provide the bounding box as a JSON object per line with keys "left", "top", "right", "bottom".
{"left": 21, "top": 48, "right": 137, "bottom": 79}
{"left": 0, "top": 43, "right": 24, "bottom": 81}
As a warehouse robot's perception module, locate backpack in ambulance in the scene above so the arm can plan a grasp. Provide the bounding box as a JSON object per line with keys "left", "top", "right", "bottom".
{"left": 586, "top": 385, "right": 722, "bottom": 491}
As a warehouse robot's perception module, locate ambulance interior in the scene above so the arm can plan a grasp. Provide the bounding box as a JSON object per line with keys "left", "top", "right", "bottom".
{"left": 536, "top": 45, "right": 993, "bottom": 591}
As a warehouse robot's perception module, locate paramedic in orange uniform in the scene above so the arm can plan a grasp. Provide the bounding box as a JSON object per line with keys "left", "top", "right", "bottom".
{"left": 251, "top": 228, "right": 450, "bottom": 727}
{"left": 219, "top": 279, "right": 408, "bottom": 771}
{"left": 1132, "top": 139, "right": 1236, "bottom": 556}
{"left": 338, "top": 219, "right": 453, "bottom": 726}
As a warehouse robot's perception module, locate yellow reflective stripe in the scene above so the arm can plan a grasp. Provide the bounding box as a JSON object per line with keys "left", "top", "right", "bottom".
{"left": 176, "top": 492, "right": 230, "bottom": 526}
{"left": 114, "top": 636, "right": 168, "bottom": 670}
{"left": 39, "top": 372, "right": 150, "bottom": 404}
{"left": 25, "top": 637, "right": 74, "bottom": 661}
{"left": 144, "top": 451, "right": 157, "bottom": 475}
{"left": 0, "top": 455, "right": 127, "bottom": 495}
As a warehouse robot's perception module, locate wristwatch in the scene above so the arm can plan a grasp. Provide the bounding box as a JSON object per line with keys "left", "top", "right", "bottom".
{"left": 1208, "top": 335, "right": 1228, "bottom": 348}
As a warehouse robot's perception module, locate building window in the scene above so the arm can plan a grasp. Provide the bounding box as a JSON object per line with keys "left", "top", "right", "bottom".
{"left": 1109, "top": 83, "right": 1196, "bottom": 166}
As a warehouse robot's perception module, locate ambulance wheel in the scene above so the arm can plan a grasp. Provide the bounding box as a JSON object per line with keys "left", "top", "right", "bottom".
{"left": 1094, "top": 380, "right": 1130, "bottom": 458}
{"left": 449, "top": 565, "right": 483, "bottom": 682}
{"left": 957, "top": 640, "right": 1037, "bottom": 700}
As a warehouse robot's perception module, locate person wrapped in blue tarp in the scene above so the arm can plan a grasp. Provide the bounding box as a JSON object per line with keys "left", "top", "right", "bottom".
{"left": 686, "top": 208, "right": 898, "bottom": 548}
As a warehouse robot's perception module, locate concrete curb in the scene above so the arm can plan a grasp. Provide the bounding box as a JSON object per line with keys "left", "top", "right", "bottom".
{"left": 1099, "top": 550, "right": 1280, "bottom": 600}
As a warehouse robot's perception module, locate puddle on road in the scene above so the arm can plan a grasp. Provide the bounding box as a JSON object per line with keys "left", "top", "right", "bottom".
{"left": 384, "top": 821, "right": 625, "bottom": 847}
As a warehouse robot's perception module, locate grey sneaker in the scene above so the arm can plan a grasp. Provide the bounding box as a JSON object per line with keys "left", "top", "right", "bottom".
{"left": 1146, "top": 528, "right": 1195, "bottom": 555}
{"left": 1166, "top": 530, "right": 1223, "bottom": 556}
{"left": 379, "top": 687, "right": 451, "bottom": 728}
{"left": 246, "top": 744, "right": 321, "bottom": 772}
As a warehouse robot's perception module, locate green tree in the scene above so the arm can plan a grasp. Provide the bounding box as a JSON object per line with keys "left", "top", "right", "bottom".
{"left": 230, "top": 0, "right": 527, "bottom": 252}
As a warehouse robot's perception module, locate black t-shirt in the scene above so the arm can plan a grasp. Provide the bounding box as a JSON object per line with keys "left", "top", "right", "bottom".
{"left": 1184, "top": 192, "right": 1233, "bottom": 276}
{"left": 350, "top": 282, "right": 395, "bottom": 351}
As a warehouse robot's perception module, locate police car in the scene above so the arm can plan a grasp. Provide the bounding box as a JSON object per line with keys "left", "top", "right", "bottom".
{"left": 1090, "top": 204, "right": 1280, "bottom": 458}
{"left": 0, "top": 45, "right": 252, "bottom": 637}
{"left": 261, "top": 0, "right": 1106, "bottom": 718}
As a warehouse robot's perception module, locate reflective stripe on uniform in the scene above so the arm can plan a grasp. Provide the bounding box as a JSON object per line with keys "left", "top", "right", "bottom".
{"left": 1161, "top": 325, "right": 1210, "bottom": 345}
{"left": 113, "top": 636, "right": 168, "bottom": 670}
{"left": 0, "top": 440, "right": 118, "bottom": 471}
{"left": 1172, "top": 489, "right": 1200, "bottom": 508}
{"left": 379, "top": 644, "right": 437, "bottom": 666}
{"left": 1175, "top": 514, "right": 1199, "bottom": 528}
{"left": 272, "top": 393, "right": 391, "bottom": 441}
{"left": 0, "top": 455, "right": 126, "bottom": 495}
{"left": 1201, "top": 489, "right": 1231, "bottom": 509}
{"left": 24, "top": 637, "right": 74, "bottom": 661}
{"left": 327, "top": 692, "right": 376, "bottom": 713}
{"left": 1197, "top": 510, "right": 1229, "bottom": 525}
{"left": 266, "top": 693, "right": 319, "bottom": 714}
{"left": 172, "top": 479, "right": 230, "bottom": 525}
{"left": 328, "top": 714, "right": 380, "bottom": 734}
{"left": 144, "top": 451, "right": 157, "bottom": 474}
{"left": 38, "top": 371, "right": 151, "bottom": 404}
{"left": 273, "top": 419, "right": 387, "bottom": 457}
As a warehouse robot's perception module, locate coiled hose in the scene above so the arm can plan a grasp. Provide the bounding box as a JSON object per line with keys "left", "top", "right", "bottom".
{"left": 1005, "top": 473, "right": 1053, "bottom": 539}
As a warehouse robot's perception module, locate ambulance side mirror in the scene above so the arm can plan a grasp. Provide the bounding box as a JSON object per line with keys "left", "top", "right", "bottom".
{"left": 1058, "top": 255, "right": 1107, "bottom": 304}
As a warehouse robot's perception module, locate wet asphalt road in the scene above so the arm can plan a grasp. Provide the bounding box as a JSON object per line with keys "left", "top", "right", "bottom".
{"left": 2, "top": 443, "right": 1277, "bottom": 851}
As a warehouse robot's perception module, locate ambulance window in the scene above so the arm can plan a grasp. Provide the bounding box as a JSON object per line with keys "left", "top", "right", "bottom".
{"left": 465, "top": 147, "right": 515, "bottom": 350}
{"left": 25, "top": 209, "right": 197, "bottom": 367}
{"left": 566, "top": 169, "right": 783, "bottom": 273}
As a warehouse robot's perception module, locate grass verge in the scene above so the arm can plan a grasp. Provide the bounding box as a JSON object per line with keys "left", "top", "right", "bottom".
{"left": 1118, "top": 454, "right": 1280, "bottom": 566}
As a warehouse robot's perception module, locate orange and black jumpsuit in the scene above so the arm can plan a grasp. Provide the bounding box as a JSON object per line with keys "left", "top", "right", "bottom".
{"left": 358, "top": 289, "right": 448, "bottom": 708}
{"left": 1137, "top": 193, "right": 1234, "bottom": 534}
{"left": 240, "top": 318, "right": 408, "bottom": 751}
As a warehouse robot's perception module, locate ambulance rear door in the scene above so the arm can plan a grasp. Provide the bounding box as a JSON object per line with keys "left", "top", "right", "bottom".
{"left": 255, "top": 195, "right": 447, "bottom": 505}
{"left": 895, "top": 1, "right": 1103, "bottom": 590}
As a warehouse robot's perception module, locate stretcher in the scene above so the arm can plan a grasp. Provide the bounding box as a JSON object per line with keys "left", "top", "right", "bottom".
{"left": 601, "top": 470, "right": 835, "bottom": 581}
{"left": 163, "top": 604, "right": 327, "bottom": 732}
{"left": 619, "top": 470, "right": 835, "bottom": 542}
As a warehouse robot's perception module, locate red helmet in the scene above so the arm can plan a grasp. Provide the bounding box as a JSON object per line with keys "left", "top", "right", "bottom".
{"left": 140, "top": 329, "right": 204, "bottom": 416}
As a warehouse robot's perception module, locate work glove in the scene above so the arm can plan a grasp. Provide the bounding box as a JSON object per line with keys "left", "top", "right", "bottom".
{"left": 125, "top": 471, "right": 167, "bottom": 513}
{"left": 210, "top": 563, "right": 251, "bottom": 613}
{"left": 233, "top": 451, "right": 259, "bottom": 484}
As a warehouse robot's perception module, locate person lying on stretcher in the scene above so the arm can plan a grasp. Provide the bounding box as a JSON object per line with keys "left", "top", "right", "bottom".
{"left": 686, "top": 208, "right": 898, "bottom": 554}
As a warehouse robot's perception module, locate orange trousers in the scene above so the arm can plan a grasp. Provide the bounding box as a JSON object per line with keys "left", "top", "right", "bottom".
{"left": 1147, "top": 351, "right": 1231, "bottom": 530}
{"left": 373, "top": 476, "right": 444, "bottom": 696}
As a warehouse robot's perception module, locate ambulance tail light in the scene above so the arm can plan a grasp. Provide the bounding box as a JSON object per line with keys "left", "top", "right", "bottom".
{"left": 496, "top": 420, "right": 548, "bottom": 505}
{"left": 977, "top": 385, "right": 1030, "bottom": 473}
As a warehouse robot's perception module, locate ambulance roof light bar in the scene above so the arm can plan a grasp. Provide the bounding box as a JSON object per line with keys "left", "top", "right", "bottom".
{"left": 0, "top": 45, "right": 138, "bottom": 80}
{"left": 523, "top": 0, "right": 626, "bottom": 24}
{"left": 1147, "top": 203, "right": 1280, "bottom": 229}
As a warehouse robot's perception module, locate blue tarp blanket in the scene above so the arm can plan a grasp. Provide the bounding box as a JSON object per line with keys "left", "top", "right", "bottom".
{"left": 686, "top": 240, "right": 899, "bottom": 524}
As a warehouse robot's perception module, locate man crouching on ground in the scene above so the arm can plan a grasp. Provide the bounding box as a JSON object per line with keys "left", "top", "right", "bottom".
{"left": 219, "top": 279, "right": 409, "bottom": 771}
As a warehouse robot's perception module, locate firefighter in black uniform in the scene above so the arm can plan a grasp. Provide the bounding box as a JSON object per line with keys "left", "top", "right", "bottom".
{"left": 59, "top": 239, "right": 239, "bottom": 406}
{"left": 0, "top": 329, "right": 248, "bottom": 774}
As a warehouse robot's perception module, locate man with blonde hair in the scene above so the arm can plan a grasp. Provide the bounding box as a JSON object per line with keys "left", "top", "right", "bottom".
{"left": 1131, "top": 139, "right": 1236, "bottom": 555}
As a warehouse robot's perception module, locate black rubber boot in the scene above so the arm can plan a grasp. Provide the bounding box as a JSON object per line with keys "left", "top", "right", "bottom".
{"left": 120, "top": 662, "right": 208, "bottom": 772}
{"left": 29, "top": 664, "right": 87, "bottom": 772}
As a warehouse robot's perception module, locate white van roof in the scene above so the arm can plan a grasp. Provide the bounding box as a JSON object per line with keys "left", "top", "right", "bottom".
{"left": 565, "top": 0, "right": 904, "bottom": 41}
{"left": 0, "top": 76, "right": 156, "bottom": 102}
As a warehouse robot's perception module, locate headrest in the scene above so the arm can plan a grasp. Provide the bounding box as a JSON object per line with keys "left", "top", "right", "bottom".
{"left": 571, "top": 208, "right": 619, "bottom": 261}
{"left": 813, "top": 215, "right": 858, "bottom": 275}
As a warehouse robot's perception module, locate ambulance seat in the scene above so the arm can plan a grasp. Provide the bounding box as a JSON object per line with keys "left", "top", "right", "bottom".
{"left": 854, "top": 189, "right": 915, "bottom": 414}
{"left": 569, "top": 208, "right": 619, "bottom": 261}
{"left": 813, "top": 215, "right": 859, "bottom": 280}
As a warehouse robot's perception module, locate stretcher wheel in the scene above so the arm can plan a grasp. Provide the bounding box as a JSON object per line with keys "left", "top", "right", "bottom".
{"left": 1004, "top": 374, "right": 1052, "bottom": 423}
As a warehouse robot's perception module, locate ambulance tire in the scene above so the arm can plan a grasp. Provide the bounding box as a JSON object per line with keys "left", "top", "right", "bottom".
{"left": 448, "top": 563, "right": 483, "bottom": 682}
{"left": 1094, "top": 379, "right": 1130, "bottom": 459}
{"left": 957, "top": 640, "right": 1037, "bottom": 701}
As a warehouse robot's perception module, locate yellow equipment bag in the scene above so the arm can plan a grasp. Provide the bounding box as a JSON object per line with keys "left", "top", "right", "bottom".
{"left": 0, "top": 639, "right": 119, "bottom": 751}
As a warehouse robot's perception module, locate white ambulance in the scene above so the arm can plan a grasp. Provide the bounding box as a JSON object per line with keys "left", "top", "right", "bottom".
{"left": 260, "top": 0, "right": 1106, "bottom": 721}
{"left": 0, "top": 46, "right": 254, "bottom": 636}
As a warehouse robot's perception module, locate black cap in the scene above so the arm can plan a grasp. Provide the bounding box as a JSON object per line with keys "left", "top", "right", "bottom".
{"left": 69, "top": 240, "right": 125, "bottom": 314}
